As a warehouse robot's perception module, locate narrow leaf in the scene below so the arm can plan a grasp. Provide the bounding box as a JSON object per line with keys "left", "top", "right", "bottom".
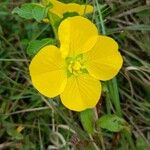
{"left": 80, "top": 109, "right": 95, "bottom": 134}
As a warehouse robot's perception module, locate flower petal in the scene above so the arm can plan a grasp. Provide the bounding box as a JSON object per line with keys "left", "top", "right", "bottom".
{"left": 58, "top": 16, "right": 98, "bottom": 58}
{"left": 49, "top": 0, "right": 66, "bottom": 18}
{"left": 29, "top": 45, "right": 67, "bottom": 97}
{"left": 65, "top": 3, "right": 93, "bottom": 15}
{"left": 48, "top": 0, "right": 93, "bottom": 18}
{"left": 85, "top": 36, "right": 123, "bottom": 80}
{"left": 60, "top": 74, "right": 101, "bottom": 111}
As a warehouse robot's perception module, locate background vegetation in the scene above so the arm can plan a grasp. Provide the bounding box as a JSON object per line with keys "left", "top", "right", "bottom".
{"left": 0, "top": 0, "right": 150, "bottom": 149}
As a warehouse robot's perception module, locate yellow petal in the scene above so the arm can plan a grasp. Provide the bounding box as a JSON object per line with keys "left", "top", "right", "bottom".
{"left": 49, "top": 0, "right": 66, "bottom": 18}
{"left": 60, "top": 74, "right": 101, "bottom": 111}
{"left": 29, "top": 45, "right": 67, "bottom": 97}
{"left": 48, "top": 0, "right": 93, "bottom": 18}
{"left": 58, "top": 16, "right": 98, "bottom": 58}
{"left": 85, "top": 36, "right": 123, "bottom": 80}
{"left": 65, "top": 3, "right": 93, "bottom": 15}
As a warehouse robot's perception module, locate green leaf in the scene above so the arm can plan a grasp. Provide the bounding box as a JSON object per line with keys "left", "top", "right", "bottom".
{"left": 136, "top": 9, "right": 150, "bottom": 17}
{"left": 7, "top": 128, "right": 23, "bottom": 140}
{"left": 96, "top": 114, "right": 130, "bottom": 132}
{"left": 12, "top": 3, "right": 53, "bottom": 22}
{"left": 27, "top": 38, "right": 56, "bottom": 56}
{"left": 12, "top": 3, "right": 34, "bottom": 19}
{"left": 32, "top": 5, "right": 47, "bottom": 22}
{"left": 80, "top": 109, "right": 95, "bottom": 134}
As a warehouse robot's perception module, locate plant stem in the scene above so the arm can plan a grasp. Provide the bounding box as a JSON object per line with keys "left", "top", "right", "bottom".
{"left": 107, "top": 79, "right": 122, "bottom": 117}
{"left": 95, "top": 0, "right": 135, "bottom": 149}
{"left": 48, "top": 14, "right": 59, "bottom": 40}
{"left": 95, "top": 0, "right": 106, "bottom": 35}
{"left": 94, "top": 108, "right": 105, "bottom": 150}
{"left": 95, "top": 0, "right": 120, "bottom": 116}
{"left": 95, "top": 0, "right": 122, "bottom": 117}
{"left": 89, "top": 133, "right": 100, "bottom": 150}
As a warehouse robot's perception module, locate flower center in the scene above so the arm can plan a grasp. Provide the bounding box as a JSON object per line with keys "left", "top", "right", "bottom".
{"left": 68, "top": 60, "right": 82, "bottom": 75}
{"left": 66, "top": 54, "right": 88, "bottom": 77}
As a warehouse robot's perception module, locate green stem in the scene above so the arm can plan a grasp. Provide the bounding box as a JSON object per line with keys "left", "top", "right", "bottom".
{"left": 124, "top": 131, "right": 135, "bottom": 150}
{"left": 95, "top": 0, "right": 120, "bottom": 116}
{"left": 94, "top": 108, "right": 105, "bottom": 150}
{"left": 95, "top": 0, "right": 135, "bottom": 149}
{"left": 48, "top": 14, "right": 58, "bottom": 40}
{"left": 95, "top": 0, "right": 122, "bottom": 117}
{"left": 105, "top": 90, "right": 111, "bottom": 114}
{"left": 95, "top": 0, "right": 106, "bottom": 35}
{"left": 107, "top": 79, "right": 122, "bottom": 117}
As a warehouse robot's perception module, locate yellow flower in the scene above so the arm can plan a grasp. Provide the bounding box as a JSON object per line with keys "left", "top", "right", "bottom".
{"left": 44, "top": 0, "right": 93, "bottom": 18}
{"left": 29, "top": 16, "right": 123, "bottom": 111}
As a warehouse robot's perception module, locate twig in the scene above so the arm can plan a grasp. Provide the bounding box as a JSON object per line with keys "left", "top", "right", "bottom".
{"left": 94, "top": 108, "right": 106, "bottom": 150}
{"left": 6, "top": 106, "right": 50, "bottom": 115}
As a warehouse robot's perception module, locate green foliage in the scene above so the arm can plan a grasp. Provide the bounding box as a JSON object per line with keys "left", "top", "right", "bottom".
{"left": 7, "top": 128, "right": 23, "bottom": 140}
{"left": 80, "top": 109, "right": 95, "bottom": 134}
{"left": 12, "top": 3, "right": 53, "bottom": 22}
{"left": 136, "top": 137, "right": 149, "bottom": 150}
{"left": 137, "top": 9, "right": 150, "bottom": 17}
{"left": 27, "top": 38, "right": 56, "bottom": 56}
{"left": 0, "top": 0, "right": 150, "bottom": 149}
{"left": 96, "top": 114, "right": 130, "bottom": 132}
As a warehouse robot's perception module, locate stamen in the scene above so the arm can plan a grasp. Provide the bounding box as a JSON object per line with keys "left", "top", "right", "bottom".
{"left": 66, "top": 54, "right": 87, "bottom": 76}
